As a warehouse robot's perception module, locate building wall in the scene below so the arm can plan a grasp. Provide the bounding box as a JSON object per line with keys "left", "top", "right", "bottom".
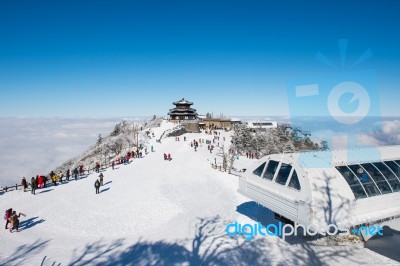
{"left": 202, "top": 119, "right": 233, "bottom": 129}
{"left": 181, "top": 121, "right": 200, "bottom": 132}
{"left": 170, "top": 114, "right": 197, "bottom": 121}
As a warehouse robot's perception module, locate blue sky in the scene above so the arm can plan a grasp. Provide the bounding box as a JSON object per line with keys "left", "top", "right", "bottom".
{"left": 0, "top": 0, "right": 399, "bottom": 117}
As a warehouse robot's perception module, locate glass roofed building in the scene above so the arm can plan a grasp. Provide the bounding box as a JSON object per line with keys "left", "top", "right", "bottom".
{"left": 238, "top": 145, "right": 400, "bottom": 240}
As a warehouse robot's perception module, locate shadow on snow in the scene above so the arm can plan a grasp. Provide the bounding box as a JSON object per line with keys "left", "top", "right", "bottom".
{"left": 2, "top": 215, "right": 372, "bottom": 266}
{"left": 364, "top": 226, "right": 400, "bottom": 262}
{"left": 0, "top": 239, "right": 51, "bottom": 265}
{"left": 100, "top": 187, "right": 110, "bottom": 193}
{"left": 64, "top": 215, "right": 362, "bottom": 266}
{"left": 19, "top": 216, "right": 46, "bottom": 231}
{"left": 103, "top": 181, "right": 113, "bottom": 186}
{"left": 65, "top": 216, "right": 275, "bottom": 266}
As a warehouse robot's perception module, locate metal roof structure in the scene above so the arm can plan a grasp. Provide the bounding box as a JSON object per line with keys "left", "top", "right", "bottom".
{"left": 238, "top": 145, "right": 400, "bottom": 232}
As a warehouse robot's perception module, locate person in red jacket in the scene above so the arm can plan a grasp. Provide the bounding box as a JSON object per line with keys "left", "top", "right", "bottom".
{"left": 4, "top": 208, "right": 12, "bottom": 229}
{"left": 38, "top": 175, "right": 44, "bottom": 189}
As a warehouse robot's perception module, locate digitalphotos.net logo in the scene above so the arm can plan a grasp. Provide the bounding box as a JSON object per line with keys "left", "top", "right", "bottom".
{"left": 225, "top": 222, "right": 383, "bottom": 241}
{"left": 286, "top": 39, "right": 382, "bottom": 166}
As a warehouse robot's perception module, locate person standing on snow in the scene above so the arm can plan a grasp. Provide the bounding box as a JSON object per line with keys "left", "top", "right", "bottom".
{"left": 73, "top": 168, "right": 78, "bottom": 180}
{"left": 52, "top": 174, "right": 58, "bottom": 186}
{"left": 31, "top": 177, "right": 36, "bottom": 195}
{"left": 95, "top": 162, "right": 100, "bottom": 173}
{"left": 94, "top": 179, "right": 100, "bottom": 194}
{"left": 66, "top": 169, "right": 70, "bottom": 181}
{"left": 58, "top": 171, "right": 64, "bottom": 184}
{"left": 37, "top": 175, "right": 43, "bottom": 189}
{"left": 4, "top": 208, "right": 12, "bottom": 229}
{"left": 9, "top": 211, "right": 23, "bottom": 233}
{"left": 99, "top": 173, "right": 104, "bottom": 186}
{"left": 21, "top": 177, "right": 28, "bottom": 192}
{"left": 79, "top": 165, "right": 84, "bottom": 176}
{"left": 43, "top": 175, "right": 48, "bottom": 188}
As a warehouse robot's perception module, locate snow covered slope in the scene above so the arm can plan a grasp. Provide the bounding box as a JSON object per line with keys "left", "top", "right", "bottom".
{"left": 0, "top": 121, "right": 397, "bottom": 265}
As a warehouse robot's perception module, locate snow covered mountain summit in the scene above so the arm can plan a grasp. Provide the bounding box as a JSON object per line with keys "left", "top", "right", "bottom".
{"left": 0, "top": 119, "right": 396, "bottom": 265}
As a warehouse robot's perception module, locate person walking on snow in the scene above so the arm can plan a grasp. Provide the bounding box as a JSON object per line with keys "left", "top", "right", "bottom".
{"left": 168, "top": 153, "right": 171, "bottom": 161}
{"left": 99, "top": 173, "right": 104, "bottom": 186}
{"left": 112, "top": 161, "right": 115, "bottom": 170}
{"left": 94, "top": 179, "right": 100, "bottom": 194}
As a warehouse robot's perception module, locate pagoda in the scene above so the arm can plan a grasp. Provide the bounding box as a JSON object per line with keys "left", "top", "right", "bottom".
{"left": 168, "top": 98, "right": 198, "bottom": 121}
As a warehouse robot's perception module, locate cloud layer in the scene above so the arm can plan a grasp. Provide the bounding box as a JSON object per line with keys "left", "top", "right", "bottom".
{"left": 1, "top": 117, "right": 400, "bottom": 187}
{"left": 0, "top": 117, "right": 147, "bottom": 187}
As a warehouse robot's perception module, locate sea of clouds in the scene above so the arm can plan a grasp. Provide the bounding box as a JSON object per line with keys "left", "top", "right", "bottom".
{"left": 1, "top": 116, "right": 399, "bottom": 187}
{"left": 0, "top": 117, "right": 148, "bottom": 186}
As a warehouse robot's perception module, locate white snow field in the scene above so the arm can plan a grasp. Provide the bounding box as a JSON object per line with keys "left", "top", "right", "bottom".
{"left": 0, "top": 121, "right": 398, "bottom": 266}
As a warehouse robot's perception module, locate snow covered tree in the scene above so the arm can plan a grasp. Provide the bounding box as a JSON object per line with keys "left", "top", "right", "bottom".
{"left": 232, "top": 123, "right": 323, "bottom": 157}
{"left": 231, "top": 125, "right": 255, "bottom": 152}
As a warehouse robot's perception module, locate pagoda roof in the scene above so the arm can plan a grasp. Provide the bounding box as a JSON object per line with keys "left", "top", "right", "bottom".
{"left": 173, "top": 98, "right": 193, "bottom": 105}
{"left": 168, "top": 112, "right": 198, "bottom": 116}
{"left": 168, "top": 108, "right": 198, "bottom": 115}
{"left": 169, "top": 107, "right": 197, "bottom": 112}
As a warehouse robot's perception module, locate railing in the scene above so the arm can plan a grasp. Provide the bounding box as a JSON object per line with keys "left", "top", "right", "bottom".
{"left": 0, "top": 158, "right": 141, "bottom": 194}
{"left": 0, "top": 164, "right": 107, "bottom": 194}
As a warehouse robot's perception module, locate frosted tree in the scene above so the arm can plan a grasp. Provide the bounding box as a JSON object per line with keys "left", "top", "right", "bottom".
{"left": 231, "top": 125, "right": 254, "bottom": 152}
{"left": 232, "top": 123, "right": 323, "bottom": 157}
